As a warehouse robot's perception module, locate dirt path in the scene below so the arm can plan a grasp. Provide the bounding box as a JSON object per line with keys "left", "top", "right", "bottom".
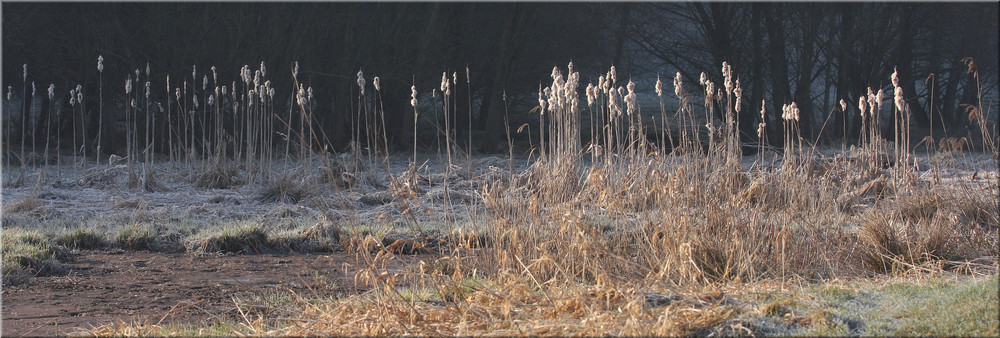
{"left": 2, "top": 250, "right": 430, "bottom": 336}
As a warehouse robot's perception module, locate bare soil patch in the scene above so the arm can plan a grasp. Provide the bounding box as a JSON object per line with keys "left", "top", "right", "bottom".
{"left": 2, "top": 249, "right": 434, "bottom": 336}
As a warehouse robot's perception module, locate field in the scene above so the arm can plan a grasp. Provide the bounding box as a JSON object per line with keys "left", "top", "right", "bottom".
{"left": 2, "top": 63, "right": 998, "bottom": 336}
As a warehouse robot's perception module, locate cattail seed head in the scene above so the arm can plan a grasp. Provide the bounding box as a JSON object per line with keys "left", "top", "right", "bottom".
{"left": 158, "top": 102, "right": 164, "bottom": 112}
{"left": 538, "top": 88, "right": 547, "bottom": 114}
{"left": 858, "top": 96, "right": 867, "bottom": 117}
{"left": 145, "top": 81, "right": 150, "bottom": 98}
{"left": 48, "top": 84, "right": 54, "bottom": 100}
{"left": 293, "top": 62, "right": 299, "bottom": 78}
{"left": 253, "top": 71, "right": 260, "bottom": 87}
{"left": 700, "top": 72, "right": 708, "bottom": 86}
{"left": 191, "top": 65, "right": 196, "bottom": 81}
{"left": 175, "top": 88, "right": 181, "bottom": 101}
{"left": 610, "top": 66, "right": 617, "bottom": 84}
{"left": 297, "top": 85, "right": 306, "bottom": 106}
{"left": 840, "top": 99, "right": 847, "bottom": 112}
{"left": 268, "top": 87, "right": 275, "bottom": 99}
{"left": 673, "top": 72, "right": 683, "bottom": 97}
{"left": 193, "top": 94, "right": 199, "bottom": 109}
{"left": 441, "top": 72, "right": 449, "bottom": 96}
{"left": 212, "top": 66, "right": 218, "bottom": 82}
{"left": 23, "top": 64, "right": 27, "bottom": 81}
{"left": 6, "top": 86, "right": 11, "bottom": 101}
{"left": 453, "top": 72, "right": 458, "bottom": 85}
{"left": 208, "top": 95, "right": 214, "bottom": 106}
{"left": 760, "top": 99, "right": 766, "bottom": 120}
{"left": 259, "top": 62, "right": 266, "bottom": 77}
{"left": 308, "top": 87, "right": 314, "bottom": 103}
{"left": 655, "top": 76, "right": 663, "bottom": 97}
{"left": 221, "top": 85, "right": 227, "bottom": 97}
{"left": 126, "top": 78, "right": 132, "bottom": 94}
{"left": 97, "top": 55, "right": 104, "bottom": 72}
{"left": 410, "top": 85, "right": 418, "bottom": 107}
{"left": 894, "top": 87, "right": 904, "bottom": 112}
{"left": 586, "top": 83, "right": 595, "bottom": 106}
{"left": 146, "top": 63, "right": 150, "bottom": 76}
{"left": 891, "top": 67, "right": 899, "bottom": 88}
{"left": 373, "top": 76, "right": 380, "bottom": 91}
{"left": 32, "top": 82, "right": 36, "bottom": 97}
{"left": 357, "top": 69, "right": 366, "bottom": 91}
{"left": 466, "top": 66, "right": 470, "bottom": 83}
{"left": 70, "top": 90, "right": 76, "bottom": 105}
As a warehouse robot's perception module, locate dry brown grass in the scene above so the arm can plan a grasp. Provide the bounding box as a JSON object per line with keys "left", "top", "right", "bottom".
{"left": 63, "top": 61, "right": 998, "bottom": 336}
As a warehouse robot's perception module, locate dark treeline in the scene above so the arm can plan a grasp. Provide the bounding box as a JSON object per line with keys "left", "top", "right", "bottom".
{"left": 2, "top": 2, "right": 996, "bottom": 159}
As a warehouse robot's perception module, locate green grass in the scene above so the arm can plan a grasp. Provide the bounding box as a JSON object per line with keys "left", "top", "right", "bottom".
{"left": 55, "top": 228, "right": 106, "bottom": 249}
{"left": 796, "top": 276, "right": 1000, "bottom": 336}
{"left": 2, "top": 228, "right": 62, "bottom": 284}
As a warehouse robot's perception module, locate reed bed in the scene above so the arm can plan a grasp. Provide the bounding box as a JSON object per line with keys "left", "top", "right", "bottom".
{"left": 2, "top": 59, "right": 996, "bottom": 336}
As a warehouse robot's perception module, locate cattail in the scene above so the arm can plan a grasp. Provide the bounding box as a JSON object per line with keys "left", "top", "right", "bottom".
{"left": 655, "top": 76, "right": 663, "bottom": 97}
{"left": 23, "top": 64, "right": 27, "bottom": 81}
{"left": 357, "top": 70, "right": 366, "bottom": 95}
{"left": 69, "top": 90, "right": 76, "bottom": 105}
{"left": 191, "top": 65, "right": 196, "bottom": 81}
{"left": 673, "top": 72, "right": 683, "bottom": 97}
{"left": 760, "top": 99, "right": 766, "bottom": 120}
{"left": 840, "top": 99, "right": 847, "bottom": 112}
{"left": 259, "top": 62, "right": 266, "bottom": 77}
{"left": 610, "top": 66, "right": 617, "bottom": 84}
{"left": 586, "top": 83, "right": 595, "bottom": 106}
{"left": 700, "top": 72, "right": 708, "bottom": 86}
{"left": 894, "top": 87, "right": 904, "bottom": 112}
{"left": 733, "top": 79, "right": 742, "bottom": 112}
{"left": 175, "top": 88, "right": 181, "bottom": 101}
{"left": 193, "top": 94, "right": 199, "bottom": 109}
{"left": 204, "top": 75, "right": 209, "bottom": 90}
{"left": 410, "top": 85, "right": 418, "bottom": 107}
{"left": 791, "top": 102, "right": 799, "bottom": 121}
{"left": 7, "top": 86, "right": 12, "bottom": 101}
{"left": 97, "top": 55, "right": 104, "bottom": 72}
{"left": 453, "top": 72, "right": 458, "bottom": 85}
{"left": 625, "top": 81, "right": 637, "bottom": 115}
{"left": 297, "top": 85, "right": 306, "bottom": 106}
{"left": 32, "top": 82, "right": 36, "bottom": 98}
{"left": 135, "top": 68, "right": 140, "bottom": 79}
{"left": 221, "top": 86, "right": 227, "bottom": 97}
{"left": 757, "top": 123, "right": 766, "bottom": 138}
{"left": 876, "top": 89, "right": 884, "bottom": 111}
{"left": 466, "top": 66, "right": 470, "bottom": 83}
{"left": 538, "top": 88, "right": 547, "bottom": 115}
{"left": 145, "top": 81, "right": 150, "bottom": 98}
{"left": 76, "top": 84, "right": 82, "bottom": 95}
{"left": 293, "top": 62, "right": 299, "bottom": 78}
{"left": 373, "top": 77, "right": 381, "bottom": 91}
{"left": 722, "top": 62, "right": 733, "bottom": 94}
{"left": 212, "top": 66, "right": 218, "bottom": 82}
{"left": 208, "top": 95, "right": 214, "bottom": 106}
{"left": 126, "top": 78, "right": 132, "bottom": 94}
{"left": 268, "top": 87, "right": 275, "bottom": 99}
{"left": 866, "top": 87, "right": 877, "bottom": 117}
{"left": 858, "top": 96, "right": 867, "bottom": 116}
{"left": 891, "top": 67, "right": 899, "bottom": 88}
{"left": 308, "top": 87, "right": 314, "bottom": 103}
{"left": 48, "top": 84, "right": 54, "bottom": 100}
{"left": 441, "top": 72, "right": 449, "bottom": 96}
